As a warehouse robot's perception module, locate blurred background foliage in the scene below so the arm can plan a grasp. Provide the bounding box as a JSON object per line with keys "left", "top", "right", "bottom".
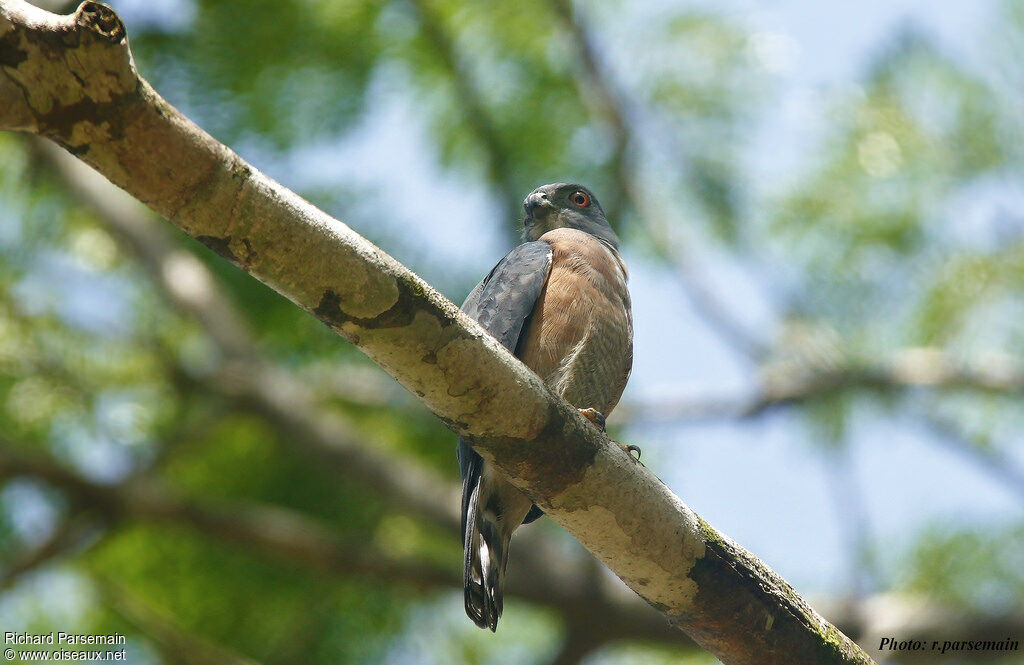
{"left": 1, "top": 0, "right": 1023, "bottom": 663}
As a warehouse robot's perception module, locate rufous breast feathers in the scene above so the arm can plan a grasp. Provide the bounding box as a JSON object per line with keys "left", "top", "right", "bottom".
{"left": 517, "top": 228, "right": 633, "bottom": 416}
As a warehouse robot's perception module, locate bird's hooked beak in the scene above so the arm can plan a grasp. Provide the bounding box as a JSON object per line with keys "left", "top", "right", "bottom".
{"left": 523, "top": 190, "right": 556, "bottom": 233}
{"left": 523, "top": 190, "right": 554, "bottom": 218}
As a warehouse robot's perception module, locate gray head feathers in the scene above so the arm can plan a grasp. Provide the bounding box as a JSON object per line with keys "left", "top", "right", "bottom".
{"left": 522, "top": 183, "right": 620, "bottom": 248}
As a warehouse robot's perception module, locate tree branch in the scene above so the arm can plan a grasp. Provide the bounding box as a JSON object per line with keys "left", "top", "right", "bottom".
{"left": 621, "top": 347, "right": 1024, "bottom": 426}
{"left": 0, "top": 3, "right": 870, "bottom": 662}
{"left": 0, "top": 441, "right": 460, "bottom": 590}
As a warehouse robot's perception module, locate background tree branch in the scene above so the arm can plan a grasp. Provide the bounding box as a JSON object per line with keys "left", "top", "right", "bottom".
{"left": 2, "top": 438, "right": 1017, "bottom": 662}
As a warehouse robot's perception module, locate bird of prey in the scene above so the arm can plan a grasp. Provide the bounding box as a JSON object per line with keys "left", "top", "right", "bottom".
{"left": 458, "top": 183, "right": 633, "bottom": 631}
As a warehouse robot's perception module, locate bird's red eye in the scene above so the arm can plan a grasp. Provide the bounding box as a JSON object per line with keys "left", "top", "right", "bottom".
{"left": 571, "top": 191, "right": 590, "bottom": 207}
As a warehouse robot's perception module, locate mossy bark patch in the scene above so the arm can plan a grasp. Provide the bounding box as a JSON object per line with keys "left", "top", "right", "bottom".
{"left": 681, "top": 535, "right": 874, "bottom": 664}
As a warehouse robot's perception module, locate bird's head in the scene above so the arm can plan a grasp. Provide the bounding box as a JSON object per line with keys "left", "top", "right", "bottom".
{"left": 522, "top": 183, "right": 619, "bottom": 248}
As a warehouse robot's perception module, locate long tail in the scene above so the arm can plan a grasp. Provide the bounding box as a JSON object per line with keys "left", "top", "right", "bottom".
{"left": 463, "top": 482, "right": 509, "bottom": 631}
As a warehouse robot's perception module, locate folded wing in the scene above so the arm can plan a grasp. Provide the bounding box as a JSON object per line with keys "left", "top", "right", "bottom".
{"left": 457, "top": 240, "right": 552, "bottom": 629}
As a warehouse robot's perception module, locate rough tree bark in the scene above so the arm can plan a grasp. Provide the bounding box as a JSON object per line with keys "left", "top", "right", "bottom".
{"left": 0, "top": 2, "right": 875, "bottom": 663}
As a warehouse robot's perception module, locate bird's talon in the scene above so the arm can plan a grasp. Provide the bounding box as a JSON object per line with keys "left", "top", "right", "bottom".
{"left": 622, "top": 444, "right": 641, "bottom": 461}
{"left": 578, "top": 408, "right": 606, "bottom": 431}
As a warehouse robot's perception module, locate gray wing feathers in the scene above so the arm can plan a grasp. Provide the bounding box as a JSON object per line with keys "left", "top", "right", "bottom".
{"left": 458, "top": 240, "right": 552, "bottom": 491}
{"left": 458, "top": 240, "right": 552, "bottom": 629}
{"left": 462, "top": 241, "right": 553, "bottom": 351}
